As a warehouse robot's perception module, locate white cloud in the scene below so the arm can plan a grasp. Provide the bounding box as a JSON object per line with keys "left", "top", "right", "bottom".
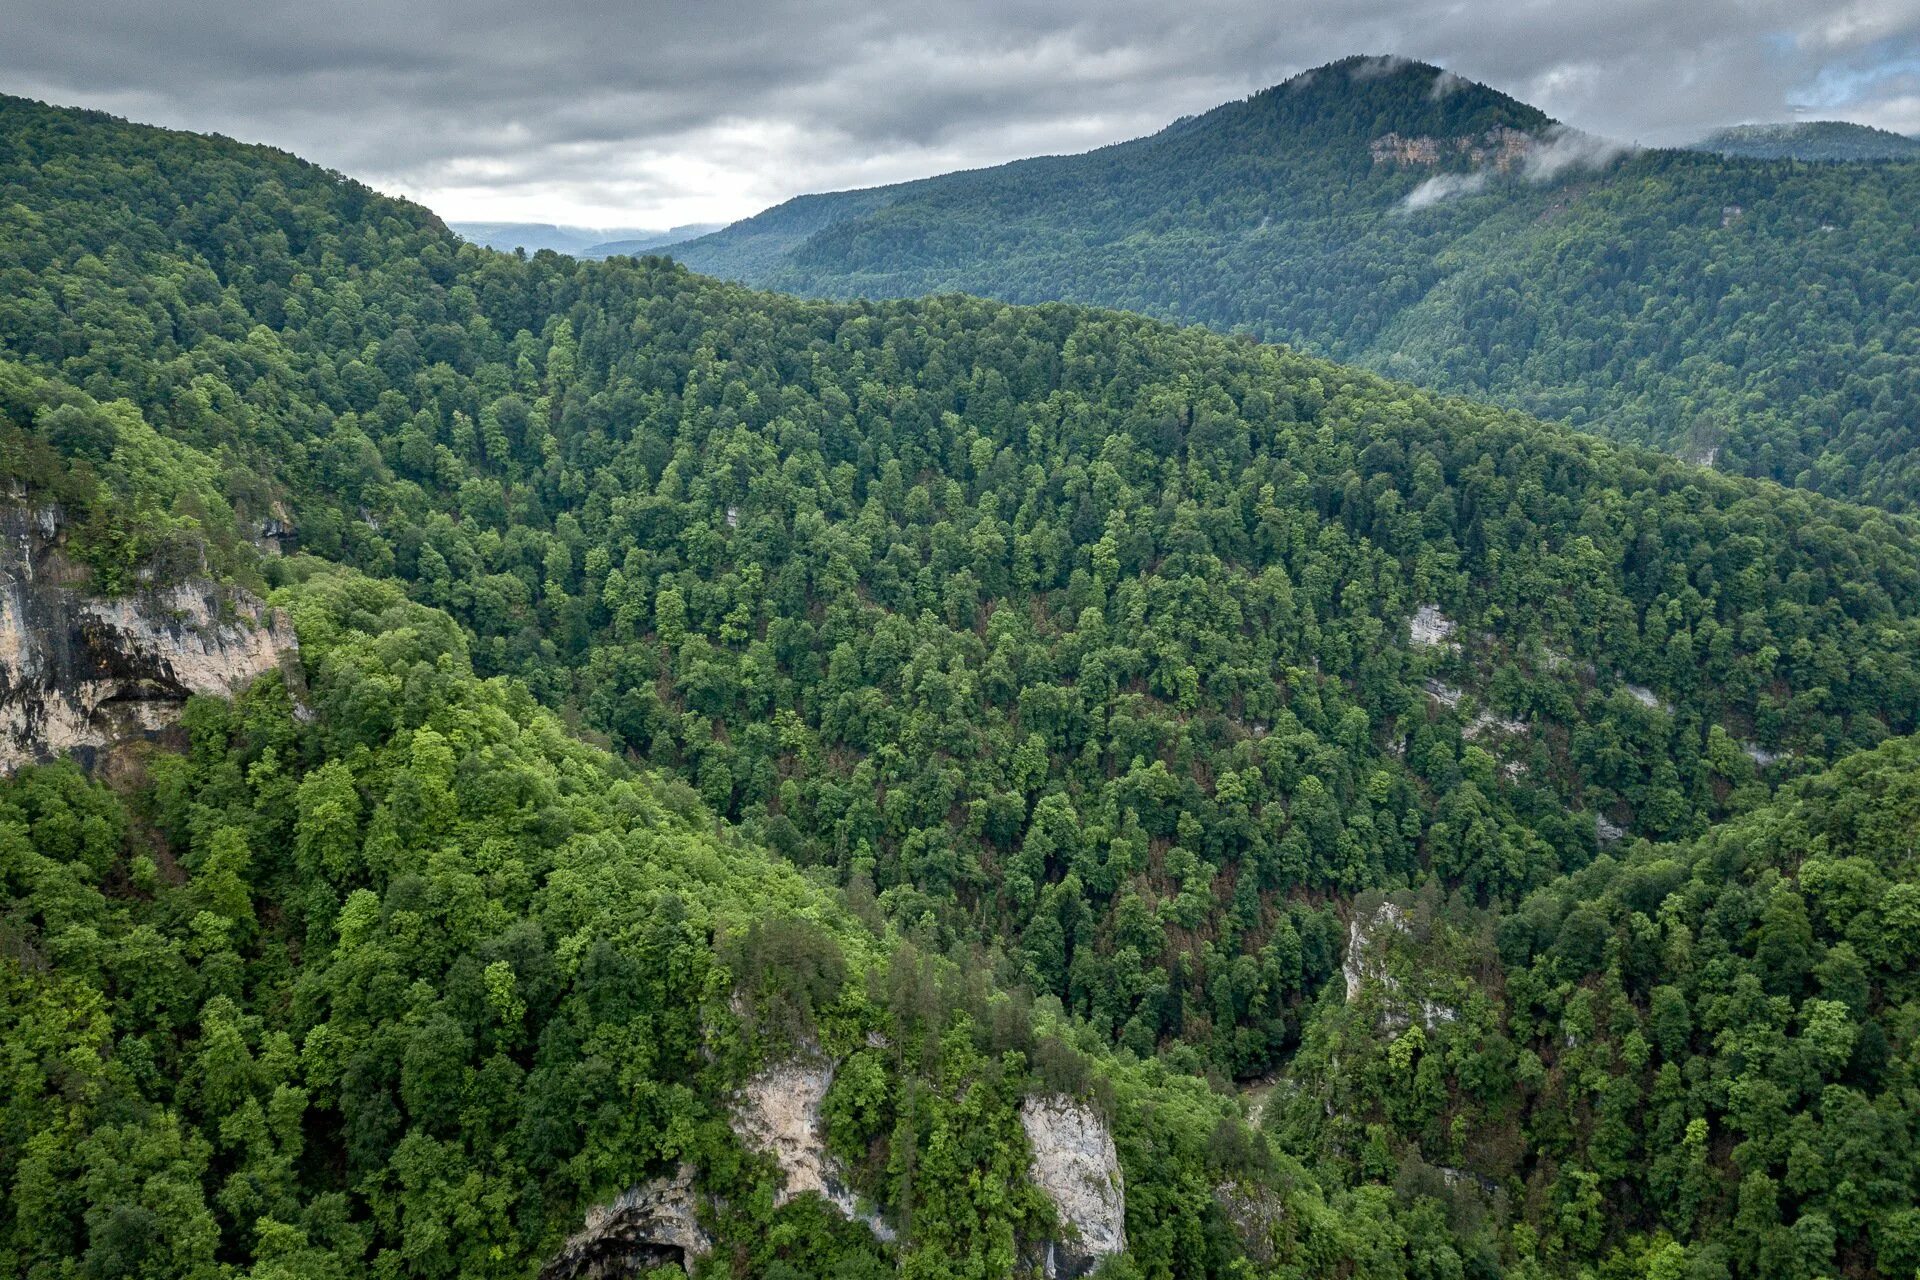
{"left": 1402, "top": 171, "right": 1489, "bottom": 210}
{"left": 1521, "top": 125, "right": 1636, "bottom": 181}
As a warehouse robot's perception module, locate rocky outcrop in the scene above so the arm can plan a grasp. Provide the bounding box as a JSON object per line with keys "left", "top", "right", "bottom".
{"left": 1408, "top": 604, "right": 1456, "bottom": 648}
{"left": 255, "top": 502, "right": 296, "bottom": 556}
{"left": 1215, "top": 1181, "right": 1285, "bottom": 1265}
{"left": 1371, "top": 127, "right": 1535, "bottom": 172}
{"left": 1020, "top": 1096, "right": 1125, "bottom": 1279}
{"left": 734, "top": 1058, "right": 894, "bottom": 1241}
{"left": 1370, "top": 132, "right": 1443, "bottom": 165}
{"left": 0, "top": 503, "right": 296, "bottom": 772}
{"left": 1343, "top": 902, "right": 1457, "bottom": 1032}
{"left": 541, "top": 1166, "right": 710, "bottom": 1279}
{"left": 1623, "top": 683, "right": 1671, "bottom": 713}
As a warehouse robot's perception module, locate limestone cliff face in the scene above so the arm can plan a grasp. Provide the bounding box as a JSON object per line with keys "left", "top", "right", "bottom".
{"left": 734, "top": 1057, "right": 895, "bottom": 1241}
{"left": 1343, "top": 901, "right": 1458, "bottom": 1032}
{"left": 538, "top": 1166, "right": 710, "bottom": 1280}
{"left": 548, "top": 1066, "right": 1137, "bottom": 1275}
{"left": 1020, "top": 1096, "right": 1126, "bottom": 1279}
{"left": 0, "top": 503, "right": 297, "bottom": 772}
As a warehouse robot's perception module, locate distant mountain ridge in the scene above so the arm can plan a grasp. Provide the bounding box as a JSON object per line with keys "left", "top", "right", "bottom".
{"left": 659, "top": 55, "right": 1920, "bottom": 512}
{"left": 453, "top": 219, "right": 721, "bottom": 257}
{"left": 1688, "top": 120, "right": 1920, "bottom": 161}
{"left": 661, "top": 56, "right": 1558, "bottom": 276}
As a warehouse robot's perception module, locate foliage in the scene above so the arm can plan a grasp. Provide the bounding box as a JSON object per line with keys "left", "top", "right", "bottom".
{"left": 4, "top": 84, "right": 1920, "bottom": 1279}
{"left": 668, "top": 58, "right": 1920, "bottom": 511}
{"left": 1277, "top": 736, "right": 1920, "bottom": 1278}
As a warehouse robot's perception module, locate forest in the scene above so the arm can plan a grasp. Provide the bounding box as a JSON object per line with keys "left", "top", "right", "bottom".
{"left": 666, "top": 57, "right": 1920, "bottom": 513}
{"left": 0, "top": 86, "right": 1918, "bottom": 1279}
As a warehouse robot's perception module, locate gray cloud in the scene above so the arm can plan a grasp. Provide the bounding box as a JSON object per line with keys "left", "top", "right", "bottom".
{"left": 1, "top": 0, "right": 1917, "bottom": 224}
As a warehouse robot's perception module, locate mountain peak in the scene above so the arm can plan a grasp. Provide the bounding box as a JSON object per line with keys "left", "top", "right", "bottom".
{"left": 1179, "top": 56, "right": 1555, "bottom": 150}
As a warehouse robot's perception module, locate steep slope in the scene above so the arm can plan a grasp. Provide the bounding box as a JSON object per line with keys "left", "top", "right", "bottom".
{"left": 5, "top": 89, "right": 1920, "bottom": 1069}
{"left": 1278, "top": 733, "right": 1920, "bottom": 1277}
{"left": 664, "top": 58, "right": 1920, "bottom": 511}
{"left": 1689, "top": 120, "right": 1920, "bottom": 161}
{"left": 5, "top": 90, "right": 1920, "bottom": 1279}
{"left": 667, "top": 55, "right": 1560, "bottom": 356}
{"left": 1, "top": 569, "right": 1383, "bottom": 1280}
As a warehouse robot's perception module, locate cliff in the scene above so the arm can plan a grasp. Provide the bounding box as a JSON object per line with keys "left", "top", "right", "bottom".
{"left": 0, "top": 502, "right": 297, "bottom": 771}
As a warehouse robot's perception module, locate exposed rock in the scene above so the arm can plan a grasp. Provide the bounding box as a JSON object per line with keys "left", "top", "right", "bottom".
{"left": 1594, "top": 813, "right": 1627, "bottom": 845}
{"left": 1343, "top": 902, "right": 1456, "bottom": 1032}
{"left": 1408, "top": 604, "right": 1456, "bottom": 647}
{"left": 1742, "top": 741, "right": 1781, "bottom": 767}
{"left": 1436, "top": 1165, "right": 1503, "bottom": 1196}
{"left": 1215, "top": 1181, "right": 1286, "bottom": 1264}
{"left": 1422, "top": 676, "right": 1526, "bottom": 743}
{"left": 1371, "top": 128, "right": 1535, "bottom": 172}
{"left": 0, "top": 504, "right": 298, "bottom": 772}
{"left": 1623, "top": 683, "right": 1670, "bottom": 713}
{"left": 1239, "top": 1075, "right": 1290, "bottom": 1131}
{"left": 541, "top": 1165, "right": 710, "bottom": 1279}
{"left": 1464, "top": 708, "right": 1528, "bottom": 741}
{"left": 734, "top": 1058, "right": 894, "bottom": 1242}
{"left": 1021, "top": 1095, "right": 1125, "bottom": 1279}
{"left": 1370, "top": 132, "right": 1442, "bottom": 165}
{"left": 255, "top": 501, "right": 297, "bottom": 556}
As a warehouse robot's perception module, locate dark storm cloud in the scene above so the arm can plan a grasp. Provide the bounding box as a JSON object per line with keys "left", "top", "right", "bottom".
{"left": 3, "top": 0, "right": 1918, "bottom": 223}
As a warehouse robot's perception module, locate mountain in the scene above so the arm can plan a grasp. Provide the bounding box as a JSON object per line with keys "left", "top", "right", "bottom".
{"left": 453, "top": 220, "right": 657, "bottom": 254}
{"left": 580, "top": 223, "right": 723, "bottom": 257}
{"left": 664, "top": 56, "right": 1920, "bottom": 513}
{"left": 453, "top": 220, "right": 721, "bottom": 256}
{"left": 3, "top": 88, "right": 1920, "bottom": 1279}
{"left": 1689, "top": 119, "right": 1920, "bottom": 161}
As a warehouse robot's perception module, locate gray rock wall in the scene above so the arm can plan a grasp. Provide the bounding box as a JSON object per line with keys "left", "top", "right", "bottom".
{"left": 0, "top": 503, "right": 296, "bottom": 771}
{"left": 1020, "top": 1095, "right": 1126, "bottom": 1278}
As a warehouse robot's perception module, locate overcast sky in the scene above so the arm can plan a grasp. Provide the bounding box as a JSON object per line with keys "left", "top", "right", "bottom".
{"left": 4, "top": 0, "right": 1919, "bottom": 228}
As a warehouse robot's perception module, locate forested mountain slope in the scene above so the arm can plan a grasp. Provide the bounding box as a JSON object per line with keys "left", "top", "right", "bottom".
{"left": 1281, "top": 733, "right": 1920, "bottom": 1280}
{"left": 1, "top": 569, "right": 1355, "bottom": 1280}
{"left": 3, "top": 90, "right": 1920, "bottom": 1278}
{"left": 662, "top": 57, "right": 1920, "bottom": 512}
{"left": 1687, "top": 121, "right": 1920, "bottom": 161}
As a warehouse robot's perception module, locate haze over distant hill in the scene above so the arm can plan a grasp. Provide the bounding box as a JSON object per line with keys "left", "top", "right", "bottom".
{"left": 1687, "top": 120, "right": 1920, "bottom": 161}
{"left": 453, "top": 219, "right": 721, "bottom": 256}
{"left": 662, "top": 56, "right": 1920, "bottom": 511}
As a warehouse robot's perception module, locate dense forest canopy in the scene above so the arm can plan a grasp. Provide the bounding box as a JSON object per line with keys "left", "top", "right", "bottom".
{"left": 663, "top": 57, "right": 1920, "bottom": 513}
{"left": 1, "top": 87, "right": 1919, "bottom": 1280}
{"left": 1686, "top": 121, "right": 1920, "bottom": 162}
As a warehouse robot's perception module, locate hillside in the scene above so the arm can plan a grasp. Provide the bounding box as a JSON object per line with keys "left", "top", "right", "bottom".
{"left": 3, "top": 89, "right": 1920, "bottom": 1278}
{"left": 1688, "top": 120, "right": 1920, "bottom": 161}
{"left": 663, "top": 57, "right": 1920, "bottom": 512}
